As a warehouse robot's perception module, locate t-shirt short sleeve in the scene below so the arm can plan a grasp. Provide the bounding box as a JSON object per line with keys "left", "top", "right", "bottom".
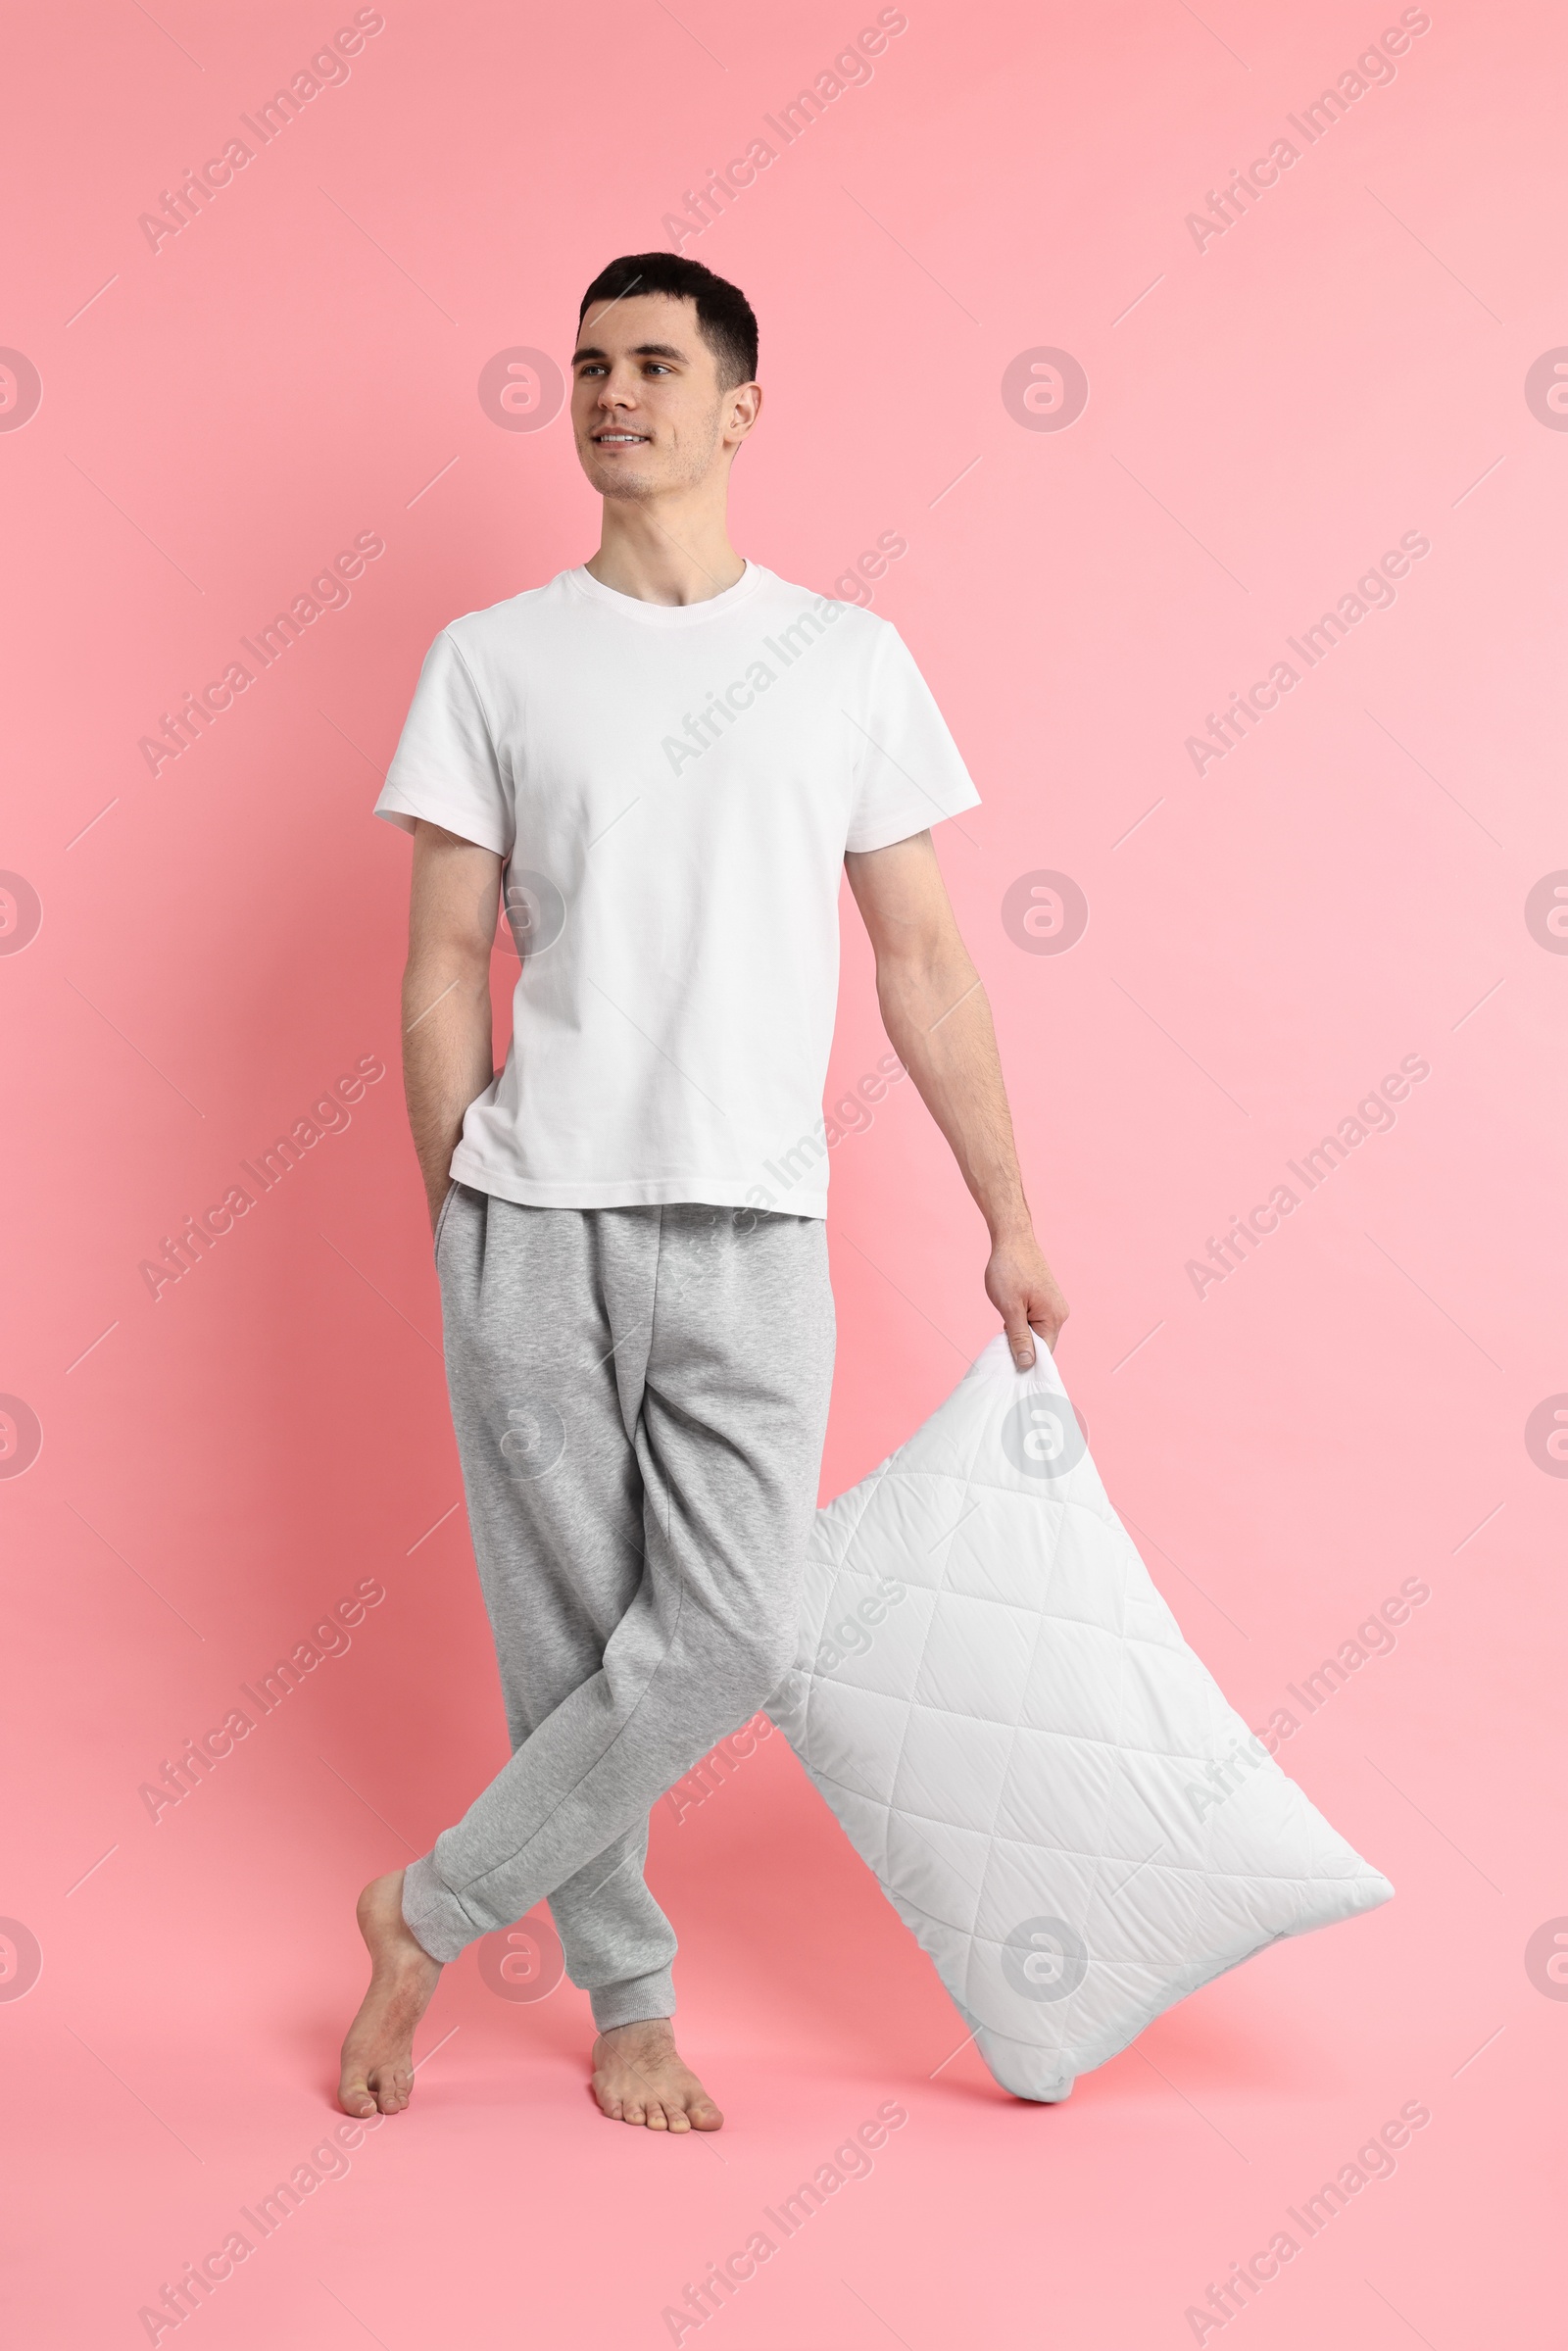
{"left": 844, "top": 621, "right": 982, "bottom": 855}
{"left": 373, "top": 629, "right": 514, "bottom": 857}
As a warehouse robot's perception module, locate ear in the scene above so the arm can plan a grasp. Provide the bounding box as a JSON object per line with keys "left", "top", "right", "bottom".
{"left": 726, "top": 380, "right": 763, "bottom": 442}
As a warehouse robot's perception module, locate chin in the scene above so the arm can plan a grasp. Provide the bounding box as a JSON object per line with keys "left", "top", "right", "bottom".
{"left": 595, "top": 467, "right": 662, "bottom": 500}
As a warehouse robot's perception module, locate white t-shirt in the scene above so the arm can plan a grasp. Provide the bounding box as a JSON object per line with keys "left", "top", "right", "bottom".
{"left": 374, "top": 561, "right": 980, "bottom": 1217}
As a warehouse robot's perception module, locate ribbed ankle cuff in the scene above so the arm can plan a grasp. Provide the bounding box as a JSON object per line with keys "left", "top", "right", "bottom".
{"left": 401, "top": 1854, "right": 479, "bottom": 1964}
{"left": 590, "top": 1966, "right": 677, "bottom": 2033}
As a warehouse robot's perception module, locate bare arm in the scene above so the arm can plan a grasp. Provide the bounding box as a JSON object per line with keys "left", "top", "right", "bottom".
{"left": 403, "top": 819, "right": 503, "bottom": 1229}
{"left": 844, "top": 829, "right": 1068, "bottom": 1365}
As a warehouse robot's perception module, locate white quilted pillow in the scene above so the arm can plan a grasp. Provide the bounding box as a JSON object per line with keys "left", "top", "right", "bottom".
{"left": 769, "top": 1334, "right": 1394, "bottom": 2101}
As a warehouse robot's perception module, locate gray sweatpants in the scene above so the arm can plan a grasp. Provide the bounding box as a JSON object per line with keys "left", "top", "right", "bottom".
{"left": 401, "top": 1185, "right": 835, "bottom": 2029}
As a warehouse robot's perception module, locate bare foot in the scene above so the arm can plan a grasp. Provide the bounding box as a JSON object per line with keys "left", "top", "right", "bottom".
{"left": 337, "top": 1869, "right": 443, "bottom": 2118}
{"left": 590, "top": 2019, "right": 723, "bottom": 2132}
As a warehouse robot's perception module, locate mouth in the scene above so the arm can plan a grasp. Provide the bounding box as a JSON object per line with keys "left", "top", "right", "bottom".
{"left": 592, "top": 430, "right": 651, "bottom": 448}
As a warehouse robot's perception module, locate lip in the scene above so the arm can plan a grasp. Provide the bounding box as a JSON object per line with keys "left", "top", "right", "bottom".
{"left": 592, "top": 430, "right": 651, "bottom": 446}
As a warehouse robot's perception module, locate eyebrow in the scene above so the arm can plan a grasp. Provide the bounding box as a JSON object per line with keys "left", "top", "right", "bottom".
{"left": 570, "top": 340, "right": 690, "bottom": 366}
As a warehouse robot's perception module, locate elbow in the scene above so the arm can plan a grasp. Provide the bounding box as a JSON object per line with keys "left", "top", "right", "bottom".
{"left": 877, "top": 940, "right": 980, "bottom": 1031}
{"left": 403, "top": 937, "right": 493, "bottom": 1009}
{"left": 408, "top": 919, "right": 495, "bottom": 976}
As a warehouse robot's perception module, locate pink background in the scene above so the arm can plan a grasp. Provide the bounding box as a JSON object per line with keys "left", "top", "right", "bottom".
{"left": 3, "top": 1, "right": 1563, "bottom": 2343}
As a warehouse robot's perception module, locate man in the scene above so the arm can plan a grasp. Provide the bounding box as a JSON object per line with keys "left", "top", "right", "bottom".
{"left": 338, "top": 252, "right": 1067, "bottom": 2132}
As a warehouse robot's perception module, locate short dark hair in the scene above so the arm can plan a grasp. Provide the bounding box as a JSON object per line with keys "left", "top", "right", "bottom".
{"left": 577, "top": 253, "right": 759, "bottom": 391}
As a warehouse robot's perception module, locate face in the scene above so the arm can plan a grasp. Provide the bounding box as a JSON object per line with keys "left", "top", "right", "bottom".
{"left": 570, "top": 292, "right": 759, "bottom": 501}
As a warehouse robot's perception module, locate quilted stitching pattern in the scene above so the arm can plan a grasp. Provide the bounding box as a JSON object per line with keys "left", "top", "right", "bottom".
{"left": 769, "top": 1336, "right": 1394, "bottom": 2101}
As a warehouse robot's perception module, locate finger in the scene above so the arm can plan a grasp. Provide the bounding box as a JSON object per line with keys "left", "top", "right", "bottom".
{"left": 1004, "top": 1311, "right": 1036, "bottom": 1370}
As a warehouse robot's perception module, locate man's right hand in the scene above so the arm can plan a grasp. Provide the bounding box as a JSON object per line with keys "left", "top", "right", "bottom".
{"left": 404, "top": 821, "right": 502, "bottom": 1235}
{"left": 985, "top": 1227, "right": 1070, "bottom": 1369}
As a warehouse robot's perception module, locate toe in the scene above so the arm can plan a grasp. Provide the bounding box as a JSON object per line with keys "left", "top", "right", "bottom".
{"left": 690, "top": 2097, "right": 723, "bottom": 2131}
{"left": 644, "top": 2102, "right": 669, "bottom": 2131}
{"left": 621, "top": 2098, "right": 646, "bottom": 2126}
{"left": 666, "top": 2106, "right": 693, "bottom": 2132}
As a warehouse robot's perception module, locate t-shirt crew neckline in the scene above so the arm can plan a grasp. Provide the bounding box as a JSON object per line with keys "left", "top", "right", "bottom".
{"left": 565, "top": 558, "right": 766, "bottom": 627}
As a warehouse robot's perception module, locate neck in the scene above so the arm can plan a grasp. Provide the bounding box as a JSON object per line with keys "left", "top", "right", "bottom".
{"left": 586, "top": 493, "right": 744, "bottom": 607}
